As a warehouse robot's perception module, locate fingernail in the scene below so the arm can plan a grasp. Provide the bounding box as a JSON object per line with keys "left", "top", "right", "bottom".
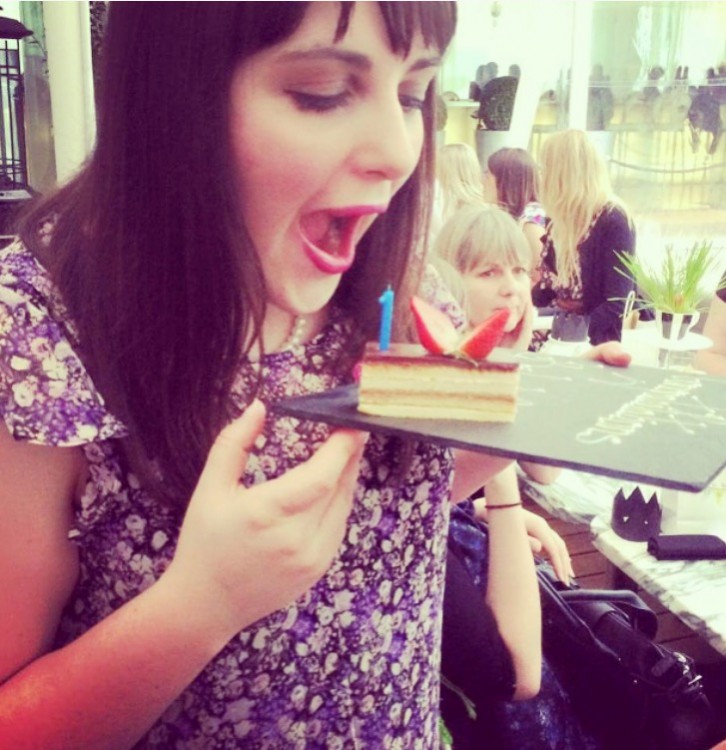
{"left": 247, "top": 399, "right": 266, "bottom": 418}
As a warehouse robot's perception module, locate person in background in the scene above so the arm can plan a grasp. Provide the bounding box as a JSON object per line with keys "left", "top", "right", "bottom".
{"left": 431, "top": 141, "right": 485, "bottom": 239}
{"left": 483, "top": 147, "right": 546, "bottom": 279}
{"left": 536, "top": 129, "right": 636, "bottom": 346}
{"left": 695, "top": 277, "right": 726, "bottom": 375}
{"left": 433, "top": 204, "right": 607, "bottom": 750}
{"left": 0, "top": 3, "right": 557, "bottom": 748}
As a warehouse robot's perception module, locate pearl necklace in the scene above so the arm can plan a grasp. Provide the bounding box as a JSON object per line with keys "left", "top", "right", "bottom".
{"left": 279, "top": 315, "right": 307, "bottom": 351}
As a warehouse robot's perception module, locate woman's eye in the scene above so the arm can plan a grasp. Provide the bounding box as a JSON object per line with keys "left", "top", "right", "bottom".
{"left": 399, "top": 94, "right": 425, "bottom": 112}
{"left": 479, "top": 268, "right": 497, "bottom": 278}
{"left": 287, "top": 90, "right": 351, "bottom": 113}
{"left": 514, "top": 267, "right": 530, "bottom": 276}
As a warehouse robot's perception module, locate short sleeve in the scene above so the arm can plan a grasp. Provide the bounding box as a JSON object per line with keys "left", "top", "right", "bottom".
{"left": 0, "top": 242, "right": 127, "bottom": 446}
{"left": 520, "top": 201, "right": 546, "bottom": 229}
{"left": 420, "top": 262, "right": 467, "bottom": 330}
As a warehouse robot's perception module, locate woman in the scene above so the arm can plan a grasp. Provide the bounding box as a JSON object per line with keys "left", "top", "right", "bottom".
{"left": 695, "top": 276, "right": 726, "bottom": 375}
{"left": 434, "top": 204, "right": 613, "bottom": 749}
{"left": 431, "top": 141, "right": 485, "bottom": 236}
{"left": 483, "top": 147, "right": 546, "bottom": 277}
{"left": 537, "top": 129, "right": 636, "bottom": 346}
{"left": 0, "top": 4, "right": 547, "bottom": 748}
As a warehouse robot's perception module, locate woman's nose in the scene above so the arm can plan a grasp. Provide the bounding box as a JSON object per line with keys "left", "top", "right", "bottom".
{"left": 352, "top": 96, "right": 423, "bottom": 183}
{"left": 498, "top": 270, "right": 517, "bottom": 294}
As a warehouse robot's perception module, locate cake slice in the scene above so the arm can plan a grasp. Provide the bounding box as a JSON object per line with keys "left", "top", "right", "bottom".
{"left": 358, "top": 342, "right": 519, "bottom": 423}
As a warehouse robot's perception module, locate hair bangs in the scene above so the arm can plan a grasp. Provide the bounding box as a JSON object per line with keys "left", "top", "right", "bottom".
{"left": 469, "top": 227, "right": 531, "bottom": 274}
{"left": 436, "top": 205, "right": 531, "bottom": 277}
{"left": 235, "top": 2, "right": 455, "bottom": 57}
{"left": 366, "top": 2, "right": 456, "bottom": 56}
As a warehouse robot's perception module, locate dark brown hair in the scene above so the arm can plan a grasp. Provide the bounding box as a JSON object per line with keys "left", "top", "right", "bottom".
{"left": 19, "top": 2, "right": 456, "bottom": 506}
{"left": 487, "top": 147, "right": 540, "bottom": 220}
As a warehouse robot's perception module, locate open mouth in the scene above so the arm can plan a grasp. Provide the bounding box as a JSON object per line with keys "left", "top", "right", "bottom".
{"left": 299, "top": 209, "right": 376, "bottom": 275}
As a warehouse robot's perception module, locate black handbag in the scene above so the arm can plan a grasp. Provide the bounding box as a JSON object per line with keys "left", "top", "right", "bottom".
{"left": 550, "top": 309, "right": 590, "bottom": 342}
{"left": 538, "top": 564, "right": 716, "bottom": 750}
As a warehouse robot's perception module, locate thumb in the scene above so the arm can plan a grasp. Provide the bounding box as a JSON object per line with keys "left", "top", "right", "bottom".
{"left": 528, "top": 537, "right": 543, "bottom": 555}
{"left": 200, "top": 399, "right": 267, "bottom": 493}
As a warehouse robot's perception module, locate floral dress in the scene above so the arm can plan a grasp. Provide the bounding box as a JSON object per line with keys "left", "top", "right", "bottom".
{"left": 519, "top": 201, "right": 546, "bottom": 229}
{"left": 0, "top": 240, "right": 454, "bottom": 749}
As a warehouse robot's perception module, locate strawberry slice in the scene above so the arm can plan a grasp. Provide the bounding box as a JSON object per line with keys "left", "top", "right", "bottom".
{"left": 410, "top": 296, "right": 458, "bottom": 355}
{"left": 457, "top": 309, "right": 510, "bottom": 360}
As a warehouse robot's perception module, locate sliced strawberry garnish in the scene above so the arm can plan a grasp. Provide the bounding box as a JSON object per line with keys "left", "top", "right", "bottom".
{"left": 410, "top": 296, "right": 458, "bottom": 355}
{"left": 457, "top": 309, "right": 510, "bottom": 360}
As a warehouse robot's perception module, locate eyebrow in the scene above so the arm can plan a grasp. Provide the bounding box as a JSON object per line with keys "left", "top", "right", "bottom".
{"left": 274, "top": 47, "right": 441, "bottom": 74}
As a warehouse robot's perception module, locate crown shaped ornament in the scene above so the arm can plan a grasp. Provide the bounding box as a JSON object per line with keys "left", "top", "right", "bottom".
{"left": 611, "top": 487, "right": 662, "bottom": 542}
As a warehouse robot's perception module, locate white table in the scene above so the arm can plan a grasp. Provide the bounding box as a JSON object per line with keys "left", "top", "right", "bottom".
{"left": 518, "top": 467, "right": 656, "bottom": 526}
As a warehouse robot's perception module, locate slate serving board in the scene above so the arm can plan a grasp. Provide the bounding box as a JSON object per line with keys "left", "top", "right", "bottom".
{"left": 272, "top": 352, "right": 726, "bottom": 492}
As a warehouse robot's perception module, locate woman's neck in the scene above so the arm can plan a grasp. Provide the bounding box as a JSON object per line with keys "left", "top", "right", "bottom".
{"left": 247, "top": 304, "right": 329, "bottom": 361}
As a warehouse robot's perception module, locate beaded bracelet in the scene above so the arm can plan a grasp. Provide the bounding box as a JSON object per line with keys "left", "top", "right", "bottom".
{"left": 485, "top": 502, "right": 523, "bottom": 510}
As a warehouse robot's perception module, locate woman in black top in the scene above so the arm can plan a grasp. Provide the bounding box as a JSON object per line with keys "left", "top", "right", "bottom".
{"left": 535, "top": 130, "right": 636, "bottom": 345}
{"left": 695, "top": 270, "right": 726, "bottom": 375}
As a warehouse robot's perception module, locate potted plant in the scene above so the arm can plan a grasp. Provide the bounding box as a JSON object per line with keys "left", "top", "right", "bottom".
{"left": 616, "top": 240, "right": 726, "bottom": 341}
{"left": 471, "top": 74, "right": 519, "bottom": 164}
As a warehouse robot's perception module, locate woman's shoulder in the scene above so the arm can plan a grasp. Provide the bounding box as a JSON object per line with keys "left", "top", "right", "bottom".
{"left": 582, "top": 202, "right": 634, "bottom": 248}
{"left": 598, "top": 202, "right": 632, "bottom": 230}
{"left": 0, "top": 240, "right": 126, "bottom": 447}
{"left": 420, "top": 262, "right": 467, "bottom": 330}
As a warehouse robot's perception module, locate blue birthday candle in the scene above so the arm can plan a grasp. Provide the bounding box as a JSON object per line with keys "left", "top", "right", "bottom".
{"left": 378, "top": 284, "right": 394, "bottom": 351}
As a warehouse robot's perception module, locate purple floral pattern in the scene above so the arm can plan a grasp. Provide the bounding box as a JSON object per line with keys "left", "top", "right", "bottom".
{"left": 519, "top": 201, "right": 546, "bottom": 229}
{"left": 0, "top": 241, "right": 453, "bottom": 749}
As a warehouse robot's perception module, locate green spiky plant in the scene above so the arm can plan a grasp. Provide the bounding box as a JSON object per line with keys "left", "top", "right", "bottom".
{"left": 615, "top": 240, "right": 726, "bottom": 314}
{"left": 439, "top": 674, "right": 478, "bottom": 748}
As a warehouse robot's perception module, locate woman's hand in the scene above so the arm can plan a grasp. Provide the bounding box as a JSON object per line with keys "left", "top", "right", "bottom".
{"left": 165, "top": 400, "right": 367, "bottom": 639}
{"left": 584, "top": 341, "right": 632, "bottom": 367}
{"left": 474, "top": 499, "right": 574, "bottom": 584}
{"left": 499, "top": 298, "right": 534, "bottom": 352}
{"left": 519, "top": 510, "right": 574, "bottom": 584}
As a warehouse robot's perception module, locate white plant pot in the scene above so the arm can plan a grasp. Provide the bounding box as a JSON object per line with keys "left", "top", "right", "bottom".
{"left": 474, "top": 130, "right": 513, "bottom": 166}
{"left": 654, "top": 309, "right": 699, "bottom": 341}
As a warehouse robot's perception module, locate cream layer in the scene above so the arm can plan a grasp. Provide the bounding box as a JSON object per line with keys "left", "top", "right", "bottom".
{"left": 357, "top": 401, "right": 516, "bottom": 423}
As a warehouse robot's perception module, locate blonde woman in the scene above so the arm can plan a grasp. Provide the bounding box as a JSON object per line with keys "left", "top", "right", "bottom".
{"left": 434, "top": 205, "right": 629, "bottom": 749}
{"left": 431, "top": 142, "right": 485, "bottom": 237}
{"left": 536, "top": 129, "right": 635, "bottom": 345}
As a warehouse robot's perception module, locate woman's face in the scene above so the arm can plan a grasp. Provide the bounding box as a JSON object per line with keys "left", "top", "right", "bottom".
{"left": 229, "top": 3, "right": 440, "bottom": 317}
{"left": 462, "top": 258, "right": 531, "bottom": 332}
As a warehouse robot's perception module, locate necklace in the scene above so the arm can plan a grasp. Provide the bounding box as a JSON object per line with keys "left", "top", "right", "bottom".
{"left": 279, "top": 315, "right": 307, "bottom": 351}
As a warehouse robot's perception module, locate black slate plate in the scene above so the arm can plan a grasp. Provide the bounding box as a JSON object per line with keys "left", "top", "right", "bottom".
{"left": 272, "top": 353, "right": 726, "bottom": 492}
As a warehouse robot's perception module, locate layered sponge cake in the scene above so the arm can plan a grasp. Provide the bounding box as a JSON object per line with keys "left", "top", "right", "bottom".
{"left": 358, "top": 342, "right": 519, "bottom": 423}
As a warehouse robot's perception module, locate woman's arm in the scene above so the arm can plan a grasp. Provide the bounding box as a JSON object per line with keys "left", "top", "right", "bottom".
{"left": 694, "top": 294, "right": 726, "bottom": 375}
{"left": 472, "top": 498, "right": 573, "bottom": 584}
{"left": 585, "top": 207, "right": 635, "bottom": 345}
{"left": 0, "top": 429, "right": 84, "bottom": 683}
{"left": 522, "top": 221, "right": 545, "bottom": 283}
{"left": 0, "top": 404, "right": 366, "bottom": 749}
{"left": 519, "top": 460, "right": 561, "bottom": 485}
{"left": 450, "top": 450, "right": 513, "bottom": 503}
{"left": 483, "top": 464, "right": 542, "bottom": 699}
